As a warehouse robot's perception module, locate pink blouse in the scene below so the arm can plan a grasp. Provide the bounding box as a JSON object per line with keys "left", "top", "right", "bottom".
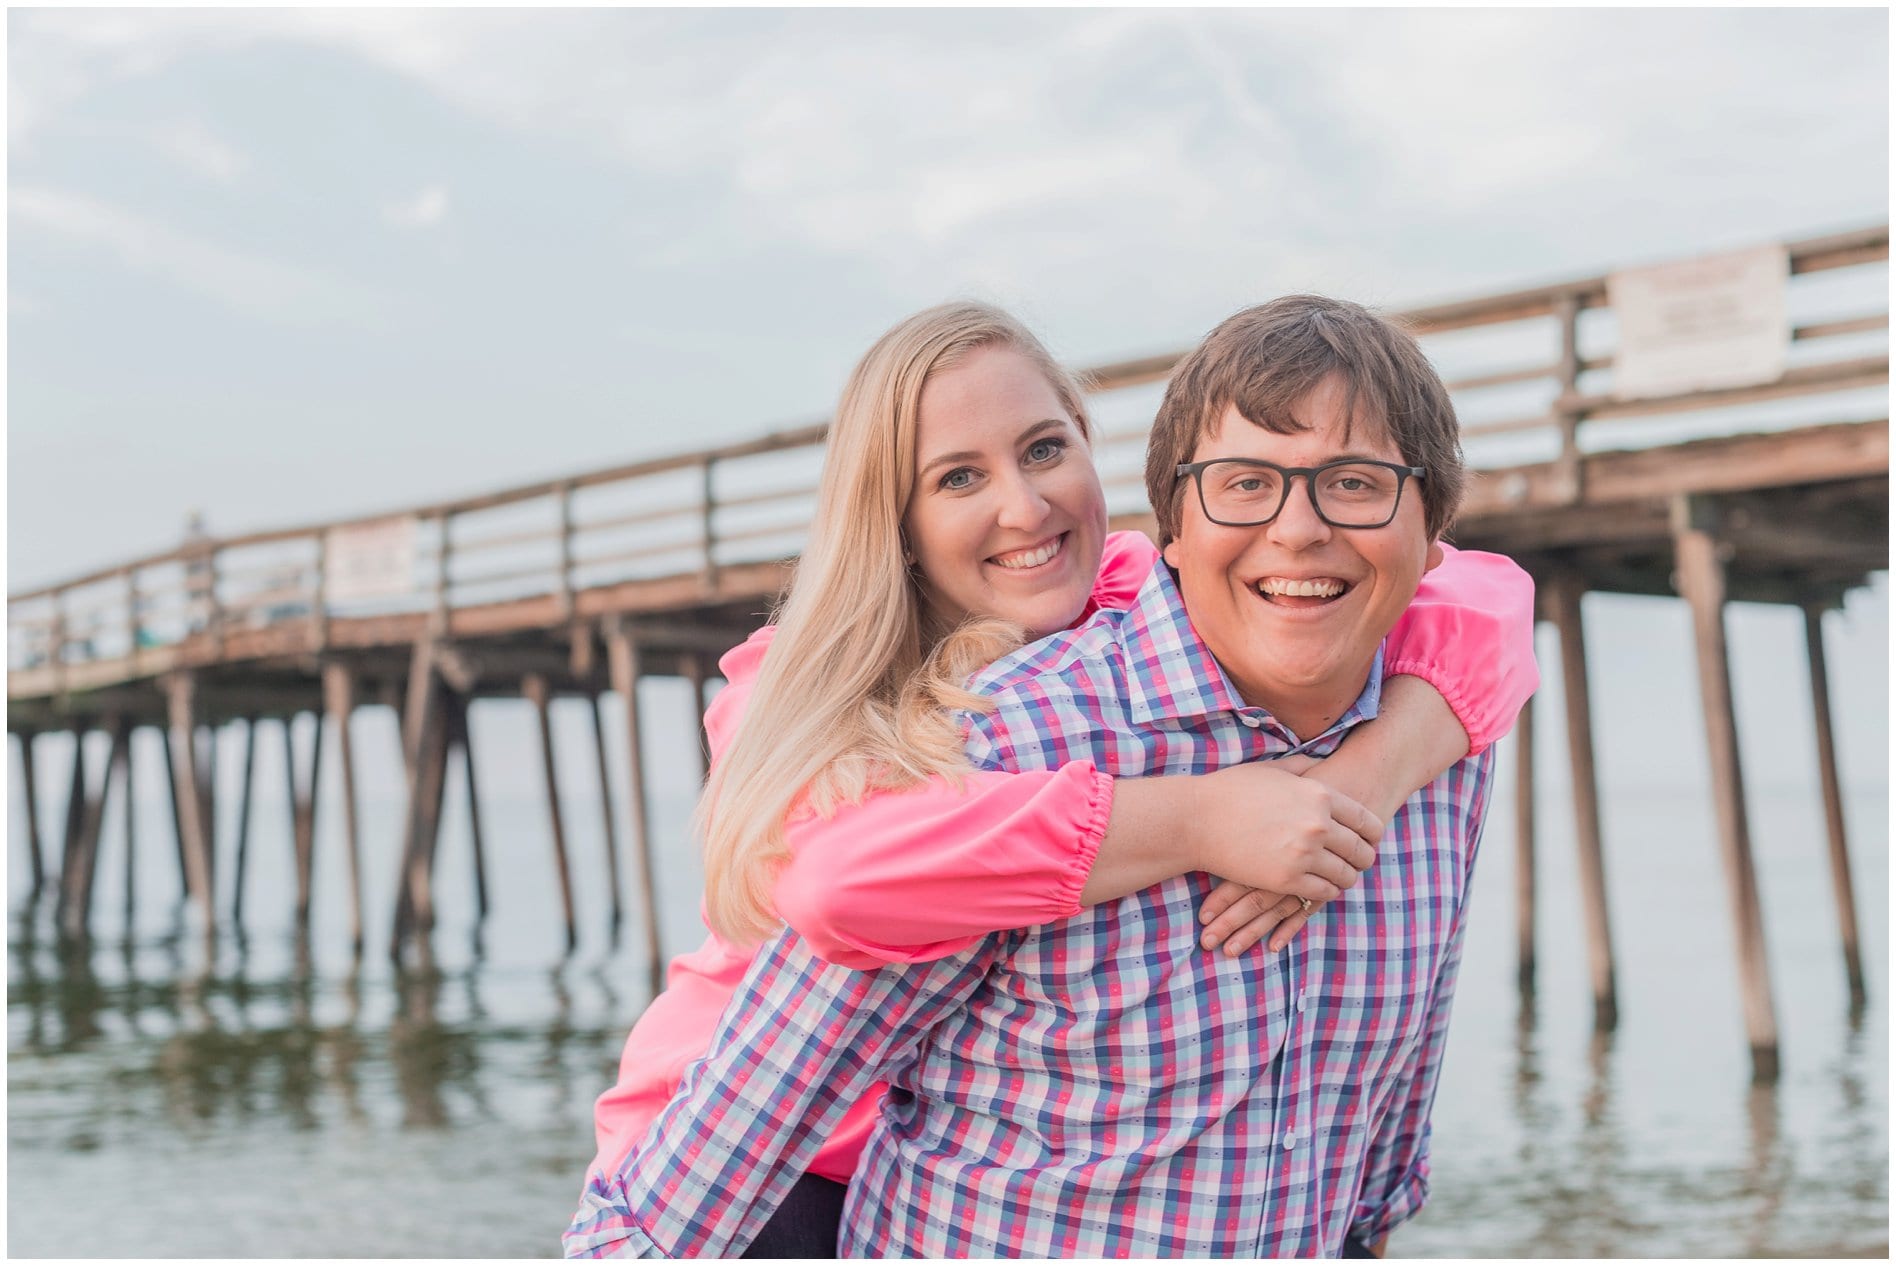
{"left": 589, "top": 532, "right": 1536, "bottom": 1184}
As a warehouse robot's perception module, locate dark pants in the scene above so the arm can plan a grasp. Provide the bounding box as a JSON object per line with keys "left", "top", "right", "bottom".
{"left": 1342, "top": 1233, "right": 1378, "bottom": 1258}
{"left": 741, "top": 1174, "right": 847, "bottom": 1259}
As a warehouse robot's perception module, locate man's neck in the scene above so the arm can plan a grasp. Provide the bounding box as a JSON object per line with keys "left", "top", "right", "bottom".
{"left": 1230, "top": 664, "right": 1376, "bottom": 745}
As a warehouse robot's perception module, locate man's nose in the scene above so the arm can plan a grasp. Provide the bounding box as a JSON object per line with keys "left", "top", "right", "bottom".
{"left": 1267, "top": 477, "right": 1332, "bottom": 549}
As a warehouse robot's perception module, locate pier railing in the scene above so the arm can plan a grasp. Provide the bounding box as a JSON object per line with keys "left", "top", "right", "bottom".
{"left": 9, "top": 225, "right": 1886, "bottom": 693}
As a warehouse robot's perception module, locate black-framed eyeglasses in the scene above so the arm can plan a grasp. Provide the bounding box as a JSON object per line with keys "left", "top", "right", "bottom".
{"left": 1174, "top": 457, "right": 1425, "bottom": 529}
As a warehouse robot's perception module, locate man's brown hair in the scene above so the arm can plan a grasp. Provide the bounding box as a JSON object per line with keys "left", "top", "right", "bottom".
{"left": 1144, "top": 295, "right": 1466, "bottom": 547}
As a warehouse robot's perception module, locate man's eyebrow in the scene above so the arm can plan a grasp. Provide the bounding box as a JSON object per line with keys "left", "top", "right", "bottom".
{"left": 918, "top": 418, "right": 1069, "bottom": 477}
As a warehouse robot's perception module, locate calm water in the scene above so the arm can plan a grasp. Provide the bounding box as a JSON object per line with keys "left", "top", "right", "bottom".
{"left": 9, "top": 736, "right": 1888, "bottom": 1256}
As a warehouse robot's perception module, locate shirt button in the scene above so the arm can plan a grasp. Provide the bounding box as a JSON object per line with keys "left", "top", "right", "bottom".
{"left": 1297, "top": 992, "right": 1308, "bottom": 1012}
{"left": 1283, "top": 1130, "right": 1297, "bottom": 1150}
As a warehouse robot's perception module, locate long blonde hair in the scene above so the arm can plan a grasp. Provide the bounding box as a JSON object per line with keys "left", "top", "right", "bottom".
{"left": 698, "top": 302, "right": 1094, "bottom": 945}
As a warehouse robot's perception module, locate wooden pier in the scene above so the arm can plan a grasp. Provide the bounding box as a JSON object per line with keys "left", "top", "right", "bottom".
{"left": 9, "top": 226, "right": 1887, "bottom": 1077}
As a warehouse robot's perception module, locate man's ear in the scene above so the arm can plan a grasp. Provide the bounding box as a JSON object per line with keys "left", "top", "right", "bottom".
{"left": 1162, "top": 538, "right": 1183, "bottom": 570}
{"left": 1424, "top": 539, "right": 1445, "bottom": 573}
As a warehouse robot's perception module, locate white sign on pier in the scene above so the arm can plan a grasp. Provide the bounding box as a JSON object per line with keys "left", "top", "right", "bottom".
{"left": 1607, "top": 244, "right": 1790, "bottom": 401}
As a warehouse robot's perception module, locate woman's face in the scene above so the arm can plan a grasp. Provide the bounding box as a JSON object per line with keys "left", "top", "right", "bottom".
{"left": 905, "top": 343, "right": 1108, "bottom": 639}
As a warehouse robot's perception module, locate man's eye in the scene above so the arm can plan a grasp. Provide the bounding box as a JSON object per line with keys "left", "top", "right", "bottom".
{"left": 1334, "top": 477, "right": 1369, "bottom": 492}
{"left": 939, "top": 467, "right": 977, "bottom": 491}
{"left": 1025, "top": 438, "right": 1067, "bottom": 464}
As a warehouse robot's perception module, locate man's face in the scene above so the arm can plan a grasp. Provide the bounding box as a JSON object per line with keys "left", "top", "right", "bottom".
{"left": 1161, "top": 374, "right": 1444, "bottom": 734}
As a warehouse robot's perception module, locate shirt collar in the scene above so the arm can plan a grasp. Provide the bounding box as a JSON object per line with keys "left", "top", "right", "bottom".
{"left": 1120, "top": 558, "right": 1385, "bottom": 745}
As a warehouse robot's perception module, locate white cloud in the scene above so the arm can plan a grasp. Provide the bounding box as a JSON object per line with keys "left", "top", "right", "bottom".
{"left": 384, "top": 184, "right": 450, "bottom": 230}
{"left": 148, "top": 118, "right": 245, "bottom": 182}
{"left": 11, "top": 185, "right": 390, "bottom": 326}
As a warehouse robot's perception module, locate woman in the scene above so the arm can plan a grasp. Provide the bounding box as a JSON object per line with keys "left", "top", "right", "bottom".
{"left": 581, "top": 302, "right": 1535, "bottom": 1256}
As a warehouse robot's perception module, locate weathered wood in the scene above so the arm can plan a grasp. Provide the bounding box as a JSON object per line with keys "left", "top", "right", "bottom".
{"left": 1802, "top": 603, "right": 1866, "bottom": 1009}
{"left": 589, "top": 691, "right": 625, "bottom": 941}
{"left": 392, "top": 640, "right": 448, "bottom": 953}
{"left": 322, "top": 663, "right": 365, "bottom": 956}
{"left": 524, "top": 672, "right": 578, "bottom": 953}
{"left": 605, "top": 619, "right": 664, "bottom": 997}
{"left": 285, "top": 710, "right": 324, "bottom": 933}
{"left": 16, "top": 731, "right": 45, "bottom": 903}
{"left": 230, "top": 716, "right": 258, "bottom": 929}
{"left": 1547, "top": 573, "right": 1618, "bottom": 1031}
{"left": 164, "top": 674, "right": 215, "bottom": 925}
{"left": 1673, "top": 495, "right": 1780, "bottom": 1080}
{"left": 56, "top": 727, "right": 89, "bottom": 932}
{"left": 59, "top": 727, "right": 112, "bottom": 941}
{"left": 66, "top": 718, "right": 131, "bottom": 940}
{"left": 195, "top": 723, "right": 217, "bottom": 891}
{"left": 455, "top": 696, "right": 490, "bottom": 924}
{"left": 121, "top": 724, "right": 136, "bottom": 933}
{"left": 683, "top": 653, "right": 711, "bottom": 779}
{"left": 1514, "top": 689, "right": 1537, "bottom": 996}
{"left": 159, "top": 720, "right": 189, "bottom": 901}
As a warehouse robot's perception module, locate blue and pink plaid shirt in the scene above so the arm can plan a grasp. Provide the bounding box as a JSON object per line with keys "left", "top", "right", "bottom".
{"left": 567, "top": 560, "right": 1493, "bottom": 1258}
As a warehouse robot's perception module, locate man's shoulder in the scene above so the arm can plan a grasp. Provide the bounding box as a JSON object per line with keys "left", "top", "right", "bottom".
{"left": 966, "top": 606, "right": 1133, "bottom": 706}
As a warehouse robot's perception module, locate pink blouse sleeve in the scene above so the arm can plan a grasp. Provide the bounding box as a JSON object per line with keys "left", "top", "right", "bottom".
{"left": 708, "top": 627, "right": 1115, "bottom": 971}
{"left": 1380, "top": 543, "right": 1539, "bottom": 756}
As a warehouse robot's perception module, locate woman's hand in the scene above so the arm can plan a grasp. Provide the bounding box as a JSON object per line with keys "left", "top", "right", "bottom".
{"left": 1190, "top": 756, "right": 1380, "bottom": 954}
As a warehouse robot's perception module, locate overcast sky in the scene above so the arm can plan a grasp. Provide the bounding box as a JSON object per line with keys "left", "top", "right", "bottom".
{"left": 9, "top": 6, "right": 1888, "bottom": 588}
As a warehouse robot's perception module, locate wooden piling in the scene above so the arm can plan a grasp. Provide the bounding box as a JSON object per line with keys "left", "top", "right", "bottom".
{"left": 1548, "top": 572, "right": 1618, "bottom": 1031}
{"left": 590, "top": 691, "right": 626, "bottom": 941}
{"left": 231, "top": 717, "right": 259, "bottom": 929}
{"left": 1802, "top": 603, "right": 1866, "bottom": 1008}
{"left": 1514, "top": 689, "right": 1537, "bottom": 995}
{"left": 160, "top": 722, "right": 189, "bottom": 901}
{"left": 524, "top": 672, "right": 578, "bottom": 953}
{"left": 16, "top": 731, "right": 45, "bottom": 904}
{"left": 67, "top": 719, "right": 130, "bottom": 939}
{"left": 393, "top": 641, "right": 449, "bottom": 953}
{"left": 61, "top": 720, "right": 115, "bottom": 940}
{"left": 322, "top": 663, "right": 366, "bottom": 956}
{"left": 165, "top": 673, "right": 217, "bottom": 926}
{"left": 121, "top": 723, "right": 136, "bottom": 934}
{"left": 1673, "top": 496, "right": 1780, "bottom": 1080}
{"left": 683, "top": 652, "right": 711, "bottom": 779}
{"left": 286, "top": 710, "right": 324, "bottom": 933}
{"left": 606, "top": 618, "right": 664, "bottom": 997}
{"left": 195, "top": 723, "right": 217, "bottom": 890}
{"left": 453, "top": 697, "right": 490, "bottom": 924}
{"left": 56, "top": 727, "right": 89, "bottom": 933}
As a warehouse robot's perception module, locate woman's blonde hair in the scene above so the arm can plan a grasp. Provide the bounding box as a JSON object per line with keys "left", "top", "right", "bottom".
{"left": 698, "top": 301, "right": 1093, "bottom": 945}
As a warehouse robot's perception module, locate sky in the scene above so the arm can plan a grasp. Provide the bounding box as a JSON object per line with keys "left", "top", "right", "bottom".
{"left": 8, "top": 6, "right": 1889, "bottom": 588}
{"left": 5, "top": 7, "right": 1889, "bottom": 802}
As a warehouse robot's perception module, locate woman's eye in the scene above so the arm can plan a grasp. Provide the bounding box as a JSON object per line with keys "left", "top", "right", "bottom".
{"left": 939, "top": 467, "right": 977, "bottom": 491}
{"left": 1025, "top": 437, "right": 1067, "bottom": 464}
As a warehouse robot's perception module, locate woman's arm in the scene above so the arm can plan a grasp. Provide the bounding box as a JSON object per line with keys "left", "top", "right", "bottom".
{"left": 727, "top": 546, "right": 1534, "bottom": 967}
{"left": 716, "top": 630, "right": 1380, "bottom": 968}
{"left": 1196, "top": 546, "right": 1537, "bottom": 953}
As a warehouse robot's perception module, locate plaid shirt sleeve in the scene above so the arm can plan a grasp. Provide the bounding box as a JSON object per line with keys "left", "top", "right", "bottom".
{"left": 1349, "top": 755, "right": 1494, "bottom": 1246}
{"left": 564, "top": 924, "right": 1000, "bottom": 1258}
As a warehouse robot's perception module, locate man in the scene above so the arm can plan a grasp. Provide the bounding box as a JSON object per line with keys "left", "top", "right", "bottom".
{"left": 568, "top": 294, "right": 1500, "bottom": 1258}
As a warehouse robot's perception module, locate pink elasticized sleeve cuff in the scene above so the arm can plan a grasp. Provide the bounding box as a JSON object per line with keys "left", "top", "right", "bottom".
{"left": 772, "top": 763, "right": 1114, "bottom": 969}
{"left": 1381, "top": 544, "right": 1539, "bottom": 756}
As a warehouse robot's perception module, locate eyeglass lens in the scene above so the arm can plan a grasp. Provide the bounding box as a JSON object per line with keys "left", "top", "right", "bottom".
{"left": 1198, "top": 461, "right": 1405, "bottom": 527}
